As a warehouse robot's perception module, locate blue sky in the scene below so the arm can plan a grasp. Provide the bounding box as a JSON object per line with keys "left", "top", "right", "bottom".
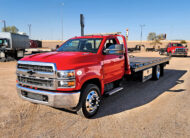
{"left": 0, "top": 0, "right": 189, "bottom": 40}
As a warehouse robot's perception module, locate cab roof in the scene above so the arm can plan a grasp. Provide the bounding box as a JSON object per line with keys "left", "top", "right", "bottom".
{"left": 71, "top": 32, "right": 122, "bottom": 39}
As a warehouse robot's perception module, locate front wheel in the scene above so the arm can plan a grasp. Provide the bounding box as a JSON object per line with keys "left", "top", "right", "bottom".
{"left": 77, "top": 84, "right": 101, "bottom": 118}
{"left": 167, "top": 52, "right": 172, "bottom": 57}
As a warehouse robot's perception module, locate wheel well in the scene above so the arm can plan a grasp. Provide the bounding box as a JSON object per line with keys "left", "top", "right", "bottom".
{"left": 81, "top": 78, "right": 101, "bottom": 92}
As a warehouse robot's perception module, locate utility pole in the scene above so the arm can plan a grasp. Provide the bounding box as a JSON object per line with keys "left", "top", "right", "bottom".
{"left": 0, "top": 20, "right": 6, "bottom": 32}
{"left": 28, "top": 24, "right": 31, "bottom": 38}
{"left": 140, "top": 24, "right": 145, "bottom": 44}
{"left": 126, "top": 28, "right": 129, "bottom": 41}
{"left": 61, "top": 3, "right": 64, "bottom": 41}
{"left": 80, "top": 14, "right": 85, "bottom": 36}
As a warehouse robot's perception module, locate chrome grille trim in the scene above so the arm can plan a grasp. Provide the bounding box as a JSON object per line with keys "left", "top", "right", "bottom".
{"left": 17, "top": 69, "right": 55, "bottom": 78}
{"left": 18, "top": 75, "right": 55, "bottom": 90}
{"left": 17, "top": 61, "right": 56, "bottom": 73}
{"left": 175, "top": 48, "right": 185, "bottom": 52}
{"left": 17, "top": 61, "right": 57, "bottom": 90}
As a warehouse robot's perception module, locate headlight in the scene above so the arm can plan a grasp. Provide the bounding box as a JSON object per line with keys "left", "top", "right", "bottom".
{"left": 57, "top": 70, "right": 75, "bottom": 88}
{"left": 58, "top": 80, "right": 75, "bottom": 88}
{"left": 57, "top": 70, "right": 75, "bottom": 79}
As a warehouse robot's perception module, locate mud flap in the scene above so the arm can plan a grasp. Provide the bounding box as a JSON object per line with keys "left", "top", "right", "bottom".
{"left": 17, "top": 50, "right": 24, "bottom": 58}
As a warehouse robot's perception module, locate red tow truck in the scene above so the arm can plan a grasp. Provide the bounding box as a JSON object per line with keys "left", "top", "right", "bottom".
{"left": 16, "top": 32, "right": 170, "bottom": 118}
{"left": 159, "top": 43, "right": 188, "bottom": 57}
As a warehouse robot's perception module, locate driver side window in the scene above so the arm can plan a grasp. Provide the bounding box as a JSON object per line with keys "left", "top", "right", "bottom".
{"left": 104, "top": 38, "right": 117, "bottom": 49}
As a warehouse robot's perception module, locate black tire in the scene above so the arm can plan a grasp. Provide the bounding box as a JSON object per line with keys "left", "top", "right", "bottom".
{"left": 0, "top": 57, "right": 6, "bottom": 62}
{"left": 77, "top": 84, "right": 101, "bottom": 118}
{"left": 152, "top": 65, "right": 161, "bottom": 80}
{"left": 167, "top": 52, "right": 172, "bottom": 57}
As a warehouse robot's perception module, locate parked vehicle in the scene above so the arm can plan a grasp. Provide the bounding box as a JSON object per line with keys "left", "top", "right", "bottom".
{"left": 29, "top": 40, "right": 42, "bottom": 48}
{"left": 146, "top": 46, "right": 156, "bottom": 52}
{"left": 26, "top": 40, "right": 51, "bottom": 54}
{"left": 159, "top": 43, "right": 188, "bottom": 56}
{"left": 0, "top": 32, "right": 29, "bottom": 61}
{"left": 16, "top": 32, "right": 170, "bottom": 118}
{"left": 158, "top": 48, "right": 167, "bottom": 55}
{"left": 128, "top": 45, "right": 144, "bottom": 52}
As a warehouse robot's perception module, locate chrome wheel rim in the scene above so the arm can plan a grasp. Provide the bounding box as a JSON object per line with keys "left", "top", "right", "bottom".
{"left": 85, "top": 90, "right": 100, "bottom": 113}
{"left": 156, "top": 65, "right": 160, "bottom": 79}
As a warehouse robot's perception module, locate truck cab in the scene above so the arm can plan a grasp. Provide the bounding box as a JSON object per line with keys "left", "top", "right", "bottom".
{"left": 166, "top": 43, "right": 188, "bottom": 57}
{"left": 16, "top": 33, "right": 170, "bottom": 118}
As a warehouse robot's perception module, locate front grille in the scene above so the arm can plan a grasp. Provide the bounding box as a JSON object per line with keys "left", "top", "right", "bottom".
{"left": 18, "top": 76, "right": 53, "bottom": 88}
{"left": 175, "top": 48, "right": 185, "bottom": 53}
{"left": 18, "top": 64, "right": 54, "bottom": 73}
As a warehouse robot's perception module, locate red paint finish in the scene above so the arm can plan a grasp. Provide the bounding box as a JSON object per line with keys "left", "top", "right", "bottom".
{"left": 166, "top": 43, "right": 188, "bottom": 55}
{"left": 20, "top": 34, "right": 131, "bottom": 95}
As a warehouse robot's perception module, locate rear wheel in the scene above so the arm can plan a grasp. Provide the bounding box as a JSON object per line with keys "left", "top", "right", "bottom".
{"left": 152, "top": 65, "right": 161, "bottom": 80}
{"left": 77, "top": 84, "right": 101, "bottom": 118}
{"left": 0, "top": 57, "right": 6, "bottom": 62}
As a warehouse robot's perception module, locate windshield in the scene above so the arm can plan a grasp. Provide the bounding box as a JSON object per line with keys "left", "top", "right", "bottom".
{"left": 0, "top": 39, "right": 4, "bottom": 45}
{"left": 57, "top": 38, "right": 102, "bottom": 53}
{"left": 0, "top": 39, "right": 8, "bottom": 46}
{"left": 172, "top": 43, "right": 183, "bottom": 47}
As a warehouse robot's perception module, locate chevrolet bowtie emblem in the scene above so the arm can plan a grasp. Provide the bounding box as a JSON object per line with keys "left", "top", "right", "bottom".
{"left": 27, "top": 70, "right": 35, "bottom": 75}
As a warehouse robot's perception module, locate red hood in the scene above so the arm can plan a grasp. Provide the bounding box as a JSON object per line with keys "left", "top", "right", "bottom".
{"left": 21, "top": 52, "right": 100, "bottom": 70}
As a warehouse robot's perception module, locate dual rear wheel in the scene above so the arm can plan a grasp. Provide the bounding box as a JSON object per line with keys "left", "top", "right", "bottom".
{"left": 152, "top": 64, "right": 164, "bottom": 80}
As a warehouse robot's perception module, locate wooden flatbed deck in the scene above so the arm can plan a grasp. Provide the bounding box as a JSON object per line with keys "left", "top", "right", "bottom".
{"left": 129, "top": 56, "right": 170, "bottom": 72}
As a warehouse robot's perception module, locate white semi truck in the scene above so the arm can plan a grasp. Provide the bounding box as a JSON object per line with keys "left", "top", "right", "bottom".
{"left": 0, "top": 32, "right": 29, "bottom": 61}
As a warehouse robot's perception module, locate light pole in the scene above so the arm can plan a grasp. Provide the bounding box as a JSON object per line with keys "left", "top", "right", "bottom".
{"left": 140, "top": 24, "right": 145, "bottom": 44}
{"left": 61, "top": 3, "right": 64, "bottom": 41}
{"left": 28, "top": 24, "right": 31, "bottom": 38}
{"left": 0, "top": 20, "right": 6, "bottom": 32}
{"left": 80, "top": 14, "right": 84, "bottom": 36}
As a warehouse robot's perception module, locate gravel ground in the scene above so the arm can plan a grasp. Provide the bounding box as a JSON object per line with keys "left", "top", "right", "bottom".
{"left": 0, "top": 52, "right": 190, "bottom": 138}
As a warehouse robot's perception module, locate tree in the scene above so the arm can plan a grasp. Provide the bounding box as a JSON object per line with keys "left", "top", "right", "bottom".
{"left": 147, "top": 32, "right": 162, "bottom": 47}
{"left": 2, "top": 26, "right": 19, "bottom": 33}
{"left": 180, "top": 40, "right": 187, "bottom": 44}
{"left": 157, "top": 34, "right": 166, "bottom": 40}
{"left": 150, "top": 39, "right": 162, "bottom": 47}
{"left": 147, "top": 32, "right": 156, "bottom": 41}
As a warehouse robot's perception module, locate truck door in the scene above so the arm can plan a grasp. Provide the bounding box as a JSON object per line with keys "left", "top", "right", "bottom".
{"left": 103, "top": 38, "right": 125, "bottom": 84}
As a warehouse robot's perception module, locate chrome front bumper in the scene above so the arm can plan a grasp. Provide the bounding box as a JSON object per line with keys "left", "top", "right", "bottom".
{"left": 16, "top": 84, "right": 80, "bottom": 109}
{"left": 172, "top": 52, "right": 187, "bottom": 55}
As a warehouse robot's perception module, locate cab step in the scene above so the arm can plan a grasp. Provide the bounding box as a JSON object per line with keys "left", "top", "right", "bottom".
{"left": 105, "top": 87, "right": 123, "bottom": 96}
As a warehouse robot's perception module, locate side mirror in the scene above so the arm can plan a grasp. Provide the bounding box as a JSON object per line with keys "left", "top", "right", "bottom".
{"left": 103, "top": 44, "right": 124, "bottom": 55}
{"left": 56, "top": 45, "right": 59, "bottom": 49}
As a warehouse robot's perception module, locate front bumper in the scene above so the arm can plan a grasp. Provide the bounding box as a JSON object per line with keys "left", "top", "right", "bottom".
{"left": 16, "top": 84, "right": 80, "bottom": 109}
{"left": 172, "top": 52, "right": 187, "bottom": 56}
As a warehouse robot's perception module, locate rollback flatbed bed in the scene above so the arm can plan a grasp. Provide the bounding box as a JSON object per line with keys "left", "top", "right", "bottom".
{"left": 129, "top": 56, "right": 170, "bottom": 72}
{"left": 128, "top": 56, "right": 170, "bottom": 82}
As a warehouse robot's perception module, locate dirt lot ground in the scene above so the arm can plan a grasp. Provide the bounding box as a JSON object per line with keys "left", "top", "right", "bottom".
{"left": 0, "top": 52, "right": 190, "bottom": 138}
